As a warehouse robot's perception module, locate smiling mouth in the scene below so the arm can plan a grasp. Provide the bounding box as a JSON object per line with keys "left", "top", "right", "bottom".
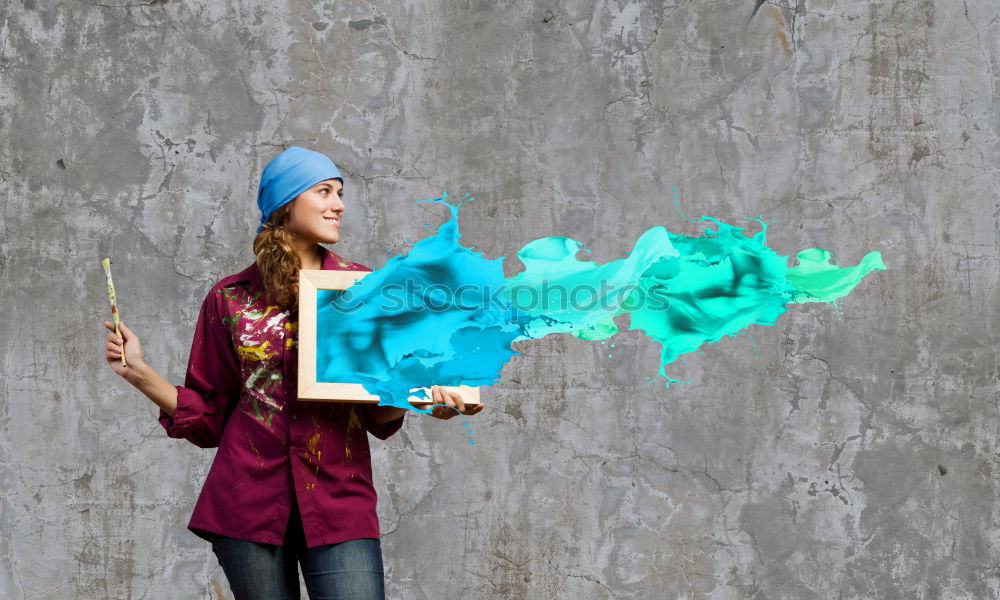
{"left": 323, "top": 216, "right": 340, "bottom": 227}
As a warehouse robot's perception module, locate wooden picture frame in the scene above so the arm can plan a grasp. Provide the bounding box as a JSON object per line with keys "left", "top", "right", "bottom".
{"left": 297, "top": 269, "right": 482, "bottom": 408}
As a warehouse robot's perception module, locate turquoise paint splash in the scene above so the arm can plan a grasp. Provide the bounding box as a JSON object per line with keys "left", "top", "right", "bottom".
{"left": 316, "top": 192, "right": 523, "bottom": 414}
{"left": 316, "top": 192, "right": 886, "bottom": 413}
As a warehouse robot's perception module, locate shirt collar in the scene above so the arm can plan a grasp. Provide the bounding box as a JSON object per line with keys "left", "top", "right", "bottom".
{"left": 228, "top": 247, "right": 348, "bottom": 285}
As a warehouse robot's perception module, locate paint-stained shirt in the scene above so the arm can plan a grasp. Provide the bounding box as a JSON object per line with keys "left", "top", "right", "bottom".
{"left": 158, "top": 247, "right": 405, "bottom": 548}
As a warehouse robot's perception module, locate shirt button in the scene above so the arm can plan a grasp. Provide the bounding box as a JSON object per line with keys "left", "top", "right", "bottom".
{"left": 292, "top": 414, "right": 299, "bottom": 421}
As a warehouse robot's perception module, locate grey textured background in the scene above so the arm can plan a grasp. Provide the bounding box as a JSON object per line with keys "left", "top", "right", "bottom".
{"left": 2, "top": 0, "right": 998, "bottom": 598}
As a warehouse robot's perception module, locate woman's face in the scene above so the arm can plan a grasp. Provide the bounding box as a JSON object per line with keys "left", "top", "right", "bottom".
{"left": 286, "top": 178, "right": 345, "bottom": 244}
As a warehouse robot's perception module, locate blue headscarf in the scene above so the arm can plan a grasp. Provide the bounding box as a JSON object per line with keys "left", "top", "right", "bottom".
{"left": 256, "top": 146, "right": 343, "bottom": 234}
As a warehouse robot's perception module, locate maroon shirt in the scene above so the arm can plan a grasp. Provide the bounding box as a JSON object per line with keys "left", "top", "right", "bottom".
{"left": 159, "top": 247, "right": 405, "bottom": 547}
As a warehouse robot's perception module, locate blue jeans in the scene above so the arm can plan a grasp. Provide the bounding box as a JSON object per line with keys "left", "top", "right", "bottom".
{"left": 211, "top": 501, "right": 385, "bottom": 600}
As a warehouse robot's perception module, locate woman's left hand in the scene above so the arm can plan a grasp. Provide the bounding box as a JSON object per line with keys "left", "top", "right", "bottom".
{"left": 428, "top": 385, "right": 483, "bottom": 420}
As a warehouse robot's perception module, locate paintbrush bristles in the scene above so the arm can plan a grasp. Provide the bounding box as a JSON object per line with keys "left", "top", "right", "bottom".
{"left": 101, "top": 258, "right": 127, "bottom": 367}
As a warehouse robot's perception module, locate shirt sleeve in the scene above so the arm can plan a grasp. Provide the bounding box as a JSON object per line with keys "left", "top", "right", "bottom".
{"left": 158, "top": 285, "right": 242, "bottom": 448}
{"left": 363, "top": 405, "right": 406, "bottom": 440}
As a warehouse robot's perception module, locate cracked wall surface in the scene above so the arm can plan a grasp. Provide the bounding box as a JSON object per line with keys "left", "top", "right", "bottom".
{"left": 2, "top": 0, "right": 999, "bottom": 598}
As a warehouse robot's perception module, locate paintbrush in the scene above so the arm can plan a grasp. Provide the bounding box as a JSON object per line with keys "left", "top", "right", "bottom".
{"left": 101, "top": 257, "right": 127, "bottom": 367}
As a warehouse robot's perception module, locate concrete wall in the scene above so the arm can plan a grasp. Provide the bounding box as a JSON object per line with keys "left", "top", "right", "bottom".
{"left": 3, "top": 0, "right": 998, "bottom": 598}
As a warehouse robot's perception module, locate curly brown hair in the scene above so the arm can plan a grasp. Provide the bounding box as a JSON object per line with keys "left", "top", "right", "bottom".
{"left": 252, "top": 203, "right": 322, "bottom": 310}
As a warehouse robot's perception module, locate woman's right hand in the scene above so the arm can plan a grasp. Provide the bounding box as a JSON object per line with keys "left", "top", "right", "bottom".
{"left": 103, "top": 320, "right": 144, "bottom": 379}
{"left": 102, "top": 320, "right": 178, "bottom": 416}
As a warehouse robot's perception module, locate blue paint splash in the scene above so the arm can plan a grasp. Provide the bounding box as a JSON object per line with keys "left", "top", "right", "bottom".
{"left": 316, "top": 192, "right": 521, "bottom": 415}
{"left": 316, "top": 191, "right": 886, "bottom": 414}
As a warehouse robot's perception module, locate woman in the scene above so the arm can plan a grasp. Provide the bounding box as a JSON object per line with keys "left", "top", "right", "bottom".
{"left": 102, "top": 146, "right": 483, "bottom": 599}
